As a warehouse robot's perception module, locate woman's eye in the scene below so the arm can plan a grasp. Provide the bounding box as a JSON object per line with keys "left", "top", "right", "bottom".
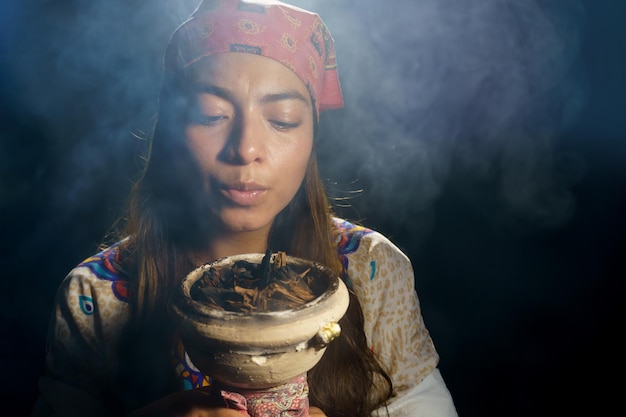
{"left": 190, "top": 115, "right": 227, "bottom": 126}
{"left": 270, "top": 120, "right": 300, "bottom": 131}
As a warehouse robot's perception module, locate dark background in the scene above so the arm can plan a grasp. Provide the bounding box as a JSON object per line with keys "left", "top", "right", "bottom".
{"left": 1, "top": 0, "right": 625, "bottom": 416}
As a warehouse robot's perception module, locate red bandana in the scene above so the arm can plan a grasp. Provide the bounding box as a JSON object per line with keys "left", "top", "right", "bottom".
{"left": 165, "top": 0, "right": 344, "bottom": 118}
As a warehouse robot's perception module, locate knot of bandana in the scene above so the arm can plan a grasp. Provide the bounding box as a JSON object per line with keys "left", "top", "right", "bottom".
{"left": 165, "top": 0, "right": 344, "bottom": 118}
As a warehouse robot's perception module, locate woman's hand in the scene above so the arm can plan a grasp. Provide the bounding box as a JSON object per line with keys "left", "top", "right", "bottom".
{"left": 127, "top": 387, "right": 327, "bottom": 417}
{"left": 309, "top": 407, "right": 327, "bottom": 417}
{"left": 127, "top": 389, "right": 244, "bottom": 417}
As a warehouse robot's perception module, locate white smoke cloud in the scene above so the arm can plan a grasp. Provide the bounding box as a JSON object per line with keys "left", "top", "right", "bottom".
{"left": 296, "top": 0, "right": 588, "bottom": 237}
{"left": 4, "top": 0, "right": 588, "bottom": 240}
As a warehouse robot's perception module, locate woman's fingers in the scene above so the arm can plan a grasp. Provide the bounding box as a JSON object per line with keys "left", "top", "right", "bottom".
{"left": 308, "top": 407, "right": 327, "bottom": 417}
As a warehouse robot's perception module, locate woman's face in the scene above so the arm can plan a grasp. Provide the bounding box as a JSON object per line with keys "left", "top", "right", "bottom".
{"left": 183, "top": 53, "right": 314, "bottom": 236}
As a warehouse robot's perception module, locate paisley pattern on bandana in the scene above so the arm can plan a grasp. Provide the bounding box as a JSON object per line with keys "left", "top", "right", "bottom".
{"left": 165, "top": 0, "right": 343, "bottom": 117}
{"left": 238, "top": 18, "right": 262, "bottom": 35}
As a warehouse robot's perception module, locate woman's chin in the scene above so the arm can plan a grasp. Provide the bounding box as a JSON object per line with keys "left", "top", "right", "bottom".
{"left": 217, "top": 213, "right": 274, "bottom": 236}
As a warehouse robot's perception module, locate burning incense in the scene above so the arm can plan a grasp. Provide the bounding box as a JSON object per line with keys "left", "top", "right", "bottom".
{"left": 191, "top": 251, "right": 324, "bottom": 313}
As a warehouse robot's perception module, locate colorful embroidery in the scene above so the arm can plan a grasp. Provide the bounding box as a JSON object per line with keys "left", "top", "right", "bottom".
{"left": 77, "top": 243, "right": 129, "bottom": 302}
{"left": 173, "top": 338, "right": 211, "bottom": 390}
{"left": 78, "top": 295, "right": 94, "bottom": 315}
{"left": 333, "top": 218, "right": 374, "bottom": 288}
{"left": 48, "top": 217, "right": 440, "bottom": 406}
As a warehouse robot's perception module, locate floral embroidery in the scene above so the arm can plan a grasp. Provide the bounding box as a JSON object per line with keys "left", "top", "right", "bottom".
{"left": 77, "top": 243, "right": 129, "bottom": 302}
{"left": 333, "top": 218, "right": 373, "bottom": 288}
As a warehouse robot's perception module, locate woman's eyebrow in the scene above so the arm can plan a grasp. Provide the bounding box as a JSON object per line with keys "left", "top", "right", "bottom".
{"left": 192, "top": 84, "right": 310, "bottom": 107}
{"left": 260, "top": 90, "right": 310, "bottom": 107}
{"left": 193, "top": 84, "right": 232, "bottom": 100}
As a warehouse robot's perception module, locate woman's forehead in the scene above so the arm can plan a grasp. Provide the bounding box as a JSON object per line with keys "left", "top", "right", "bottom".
{"left": 186, "top": 53, "right": 312, "bottom": 101}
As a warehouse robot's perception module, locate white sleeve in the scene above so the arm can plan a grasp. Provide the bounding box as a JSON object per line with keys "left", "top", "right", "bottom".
{"left": 344, "top": 228, "right": 458, "bottom": 416}
{"left": 376, "top": 369, "right": 458, "bottom": 417}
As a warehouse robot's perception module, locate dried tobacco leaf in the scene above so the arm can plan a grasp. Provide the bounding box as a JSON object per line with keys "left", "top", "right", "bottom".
{"left": 192, "top": 251, "right": 325, "bottom": 312}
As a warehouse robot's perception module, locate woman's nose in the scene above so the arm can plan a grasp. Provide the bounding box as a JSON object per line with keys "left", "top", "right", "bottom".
{"left": 225, "top": 115, "right": 265, "bottom": 164}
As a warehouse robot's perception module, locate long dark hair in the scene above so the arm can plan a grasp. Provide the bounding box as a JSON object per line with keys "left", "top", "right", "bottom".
{"left": 106, "top": 62, "right": 392, "bottom": 416}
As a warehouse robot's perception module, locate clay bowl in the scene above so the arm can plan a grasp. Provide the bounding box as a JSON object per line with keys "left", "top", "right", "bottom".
{"left": 168, "top": 253, "right": 350, "bottom": 389}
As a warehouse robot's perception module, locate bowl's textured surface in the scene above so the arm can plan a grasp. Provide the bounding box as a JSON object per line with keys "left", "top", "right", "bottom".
{"left": 169, "top": 253, "right": 350, "bottom": 389}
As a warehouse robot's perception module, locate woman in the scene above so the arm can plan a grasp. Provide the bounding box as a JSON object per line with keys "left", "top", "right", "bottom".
{"left": 31, "top": 1, "right": 458, "bottom": 416}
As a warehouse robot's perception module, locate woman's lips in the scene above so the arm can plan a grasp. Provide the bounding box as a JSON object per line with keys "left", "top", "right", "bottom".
{"left": 219, "top": 182, "right": 268, "bottom": 206}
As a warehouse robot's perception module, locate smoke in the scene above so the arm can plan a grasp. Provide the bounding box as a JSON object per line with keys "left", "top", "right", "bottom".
{"left": 0, "top": 0, "right": 593, "bottom": 403}
{"left": 3, "top": 0, "right": 588, "bottom": 241}
{"left": 297, "top": 0, "right": 588, "bottom": 237}
{"left": 2, "top": 0, "right": 201, "bottom": 224}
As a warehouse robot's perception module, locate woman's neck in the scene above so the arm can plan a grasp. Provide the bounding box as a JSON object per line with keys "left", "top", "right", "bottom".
{"left": 191, "top": 228, "right": 269, "bottom": 266}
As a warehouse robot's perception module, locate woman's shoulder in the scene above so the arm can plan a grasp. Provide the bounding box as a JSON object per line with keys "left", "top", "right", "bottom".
{"left": 46, "top": 242, "right": 132, "bottom": 372}
{"left": 333, "top": 217, "right": 410, "bottom": 262}
{"left": 60, "top": 241, "right": 130, "bottom": 304}
{"left": 332, "top": 217, "right": 413, "bottom": 289}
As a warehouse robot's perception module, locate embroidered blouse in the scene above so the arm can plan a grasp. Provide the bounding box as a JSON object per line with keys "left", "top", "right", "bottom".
{"left": 37, "top": 218, "right": 456, "bottom": 416}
